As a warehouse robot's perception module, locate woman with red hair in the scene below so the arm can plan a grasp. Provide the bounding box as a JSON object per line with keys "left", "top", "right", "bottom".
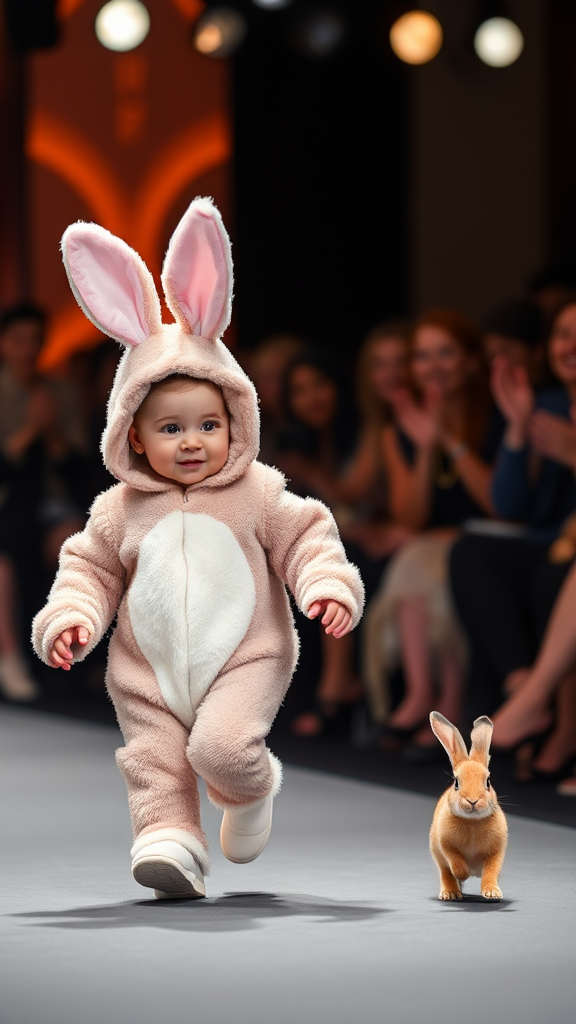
{"left": 364, "top": 310, "right": 503, "bottom": 748}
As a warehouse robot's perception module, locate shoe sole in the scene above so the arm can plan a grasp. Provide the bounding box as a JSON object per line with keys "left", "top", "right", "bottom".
{"left": 132, "top": 856, "right": 206, "bottom": 899}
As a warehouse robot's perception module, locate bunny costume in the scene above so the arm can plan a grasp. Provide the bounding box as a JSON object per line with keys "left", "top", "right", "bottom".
{"left": 32, "top": 198, "right": 364, "bottom": 880}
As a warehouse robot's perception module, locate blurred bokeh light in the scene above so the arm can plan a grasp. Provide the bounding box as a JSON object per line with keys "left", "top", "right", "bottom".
{"left": 95, "top": 0, "right": 150, "bottom": 52}
{"left": 474, "top": 17, "right": 524, "bottom": 68}
{"left": 193, "top": 6, "right": 248, "bottom": 57}
{"left": 389, "top": 9, "right": 443, "bottom": 65}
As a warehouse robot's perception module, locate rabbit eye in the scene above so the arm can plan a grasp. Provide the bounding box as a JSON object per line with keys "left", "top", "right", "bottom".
{"left": 486, "top": 777, "right": 491, "bottom": 789}
{"left": 453, "top": 778, "right": 460, "bottom": 790}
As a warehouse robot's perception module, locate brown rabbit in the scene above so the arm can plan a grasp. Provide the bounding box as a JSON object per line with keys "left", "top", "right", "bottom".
{"left": 429, "top": 712, "right": 508, "bottom": 900}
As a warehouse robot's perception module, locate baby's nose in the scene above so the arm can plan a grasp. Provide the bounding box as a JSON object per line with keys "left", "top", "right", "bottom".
{"left": 181, "top": 433, "right": 200, "bottom": 448}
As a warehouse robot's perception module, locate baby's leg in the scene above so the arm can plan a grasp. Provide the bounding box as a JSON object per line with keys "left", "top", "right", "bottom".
{"left": 188, "top": 657, "right": 290, "bottom": 809}
{"left": 106, "top": 623, "right": 209, "bottom": 876}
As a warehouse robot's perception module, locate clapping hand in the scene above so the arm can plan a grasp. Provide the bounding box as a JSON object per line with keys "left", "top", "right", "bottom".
{"left": 491, "top": 358, "right": 534, "bottom": 433}
{"left": 308, "top": 600, "right": 353, "bottom": 638}
{"left": 529, "top": 405, "right": 576, "bottom": 470}
{"left": 391, "top": 388, "right": 440, "bottom": 449}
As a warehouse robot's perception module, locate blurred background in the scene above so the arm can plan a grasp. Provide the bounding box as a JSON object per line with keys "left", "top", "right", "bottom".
{"left": 2, "top": 0, "right": 576, "bottom": 824}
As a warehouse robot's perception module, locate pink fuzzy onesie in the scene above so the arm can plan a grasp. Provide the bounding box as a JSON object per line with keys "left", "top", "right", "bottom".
{"left": 32, "top": 198, "right": 364, "bottom": 877}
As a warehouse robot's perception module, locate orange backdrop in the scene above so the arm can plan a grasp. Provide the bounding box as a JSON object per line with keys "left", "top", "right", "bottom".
{"left": 29, "top": 0, "right": 231, "bottom": 368}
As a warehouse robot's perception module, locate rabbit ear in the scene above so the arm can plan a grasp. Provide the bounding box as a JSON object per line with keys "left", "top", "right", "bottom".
{"left": 161, "top": 197, "right": 232, "bottom": 341}
{"left": 429, "top": 712, "right": 468, "bottom": 768}
{"left": 470, "top": 716, "right": 493, "bottom": 766}
{"left": 62, "top": 223, "right": 163, "bottom": 347}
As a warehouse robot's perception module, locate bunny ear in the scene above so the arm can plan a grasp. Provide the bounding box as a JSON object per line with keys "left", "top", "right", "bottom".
{"left": 469, "top": 716, "right": 493, "bottom": 766}
{"left": 429, "top": 712, "right": 468, "bottom": 768}
{"left": 161, "top": 197, "right": 233, "bottom": 340}
{"left": 62, "top": 223, "right": 162, "bottom": 348}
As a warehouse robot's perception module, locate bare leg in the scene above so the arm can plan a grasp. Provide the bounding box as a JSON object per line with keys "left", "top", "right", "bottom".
{"left": 533, "top": 671, "right": 576, "bottom": 772}
{"left": 317, "top": 632, "right": 361, "bottom": 703}
{"left": 0, "top": 556, "right": 20, "bottom": 656}
{"left": 388, "top": 599, "right": 434, "bottom": 730}
{"left": 412, "top": 652, "right": 462, "bottom": 747}
{"left": 492, "top": 560, "right": 576, "bottom": 748}
{"left": 291, "top": 631, "right": 361, "bottom": 737}
{"left": 0, "top": 556, "right": 39, "bottom": 700}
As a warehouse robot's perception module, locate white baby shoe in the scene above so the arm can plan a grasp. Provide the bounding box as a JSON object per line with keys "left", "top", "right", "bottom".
{"left": 131, "top": 835, "right": 206, "bottom": 899}
{"left": 220, "top": 792, "right": 274, "bottom": 864}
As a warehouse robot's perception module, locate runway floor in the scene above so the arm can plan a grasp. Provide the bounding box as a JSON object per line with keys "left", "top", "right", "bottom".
{"left": 2, "top": 707, "right": 575, "bottom": 1024}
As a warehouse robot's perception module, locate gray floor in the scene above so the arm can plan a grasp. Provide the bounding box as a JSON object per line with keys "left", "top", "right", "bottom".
{"left": 1, "top": 708, "right": 575, "bottom": 1024}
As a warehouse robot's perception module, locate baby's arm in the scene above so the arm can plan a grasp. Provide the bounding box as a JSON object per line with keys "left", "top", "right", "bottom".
{"left": 260, "top": 467, "right": 364, "bottom": 631}
{"left": 32, "top": 491, "right": 126, "bottom": 668}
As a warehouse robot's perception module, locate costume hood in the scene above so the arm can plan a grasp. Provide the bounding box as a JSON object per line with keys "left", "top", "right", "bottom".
{"left": 61, "top": 198, "right": 259, "bottom": 491}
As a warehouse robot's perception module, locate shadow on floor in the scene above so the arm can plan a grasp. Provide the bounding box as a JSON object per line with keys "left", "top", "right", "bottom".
{"left": 13, "top": 891, "right": 393, "bottom": 933}
{"left": 430, "top": 895, "right": 516, "bottom": 912}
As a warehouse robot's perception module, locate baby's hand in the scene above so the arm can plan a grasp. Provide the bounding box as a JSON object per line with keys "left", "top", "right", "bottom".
{"left": 49, "top": 626, "right": 90, "bottom": 670}
{"left": 308, "top": 600, "right": 352, "bottom": 638}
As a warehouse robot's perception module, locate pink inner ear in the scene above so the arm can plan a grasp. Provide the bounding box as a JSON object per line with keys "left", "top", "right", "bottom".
{"left": 67, "top": 234, "right": 153, "bottom": 346}
{"left": 166, "top": 209, "right": 228, "bottom": 338}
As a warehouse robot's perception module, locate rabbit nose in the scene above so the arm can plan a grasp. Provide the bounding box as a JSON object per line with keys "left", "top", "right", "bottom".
{"left": 467, "top": 799, "right": 478, "bottom": 807}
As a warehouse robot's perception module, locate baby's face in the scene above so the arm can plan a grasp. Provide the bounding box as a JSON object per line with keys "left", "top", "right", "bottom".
{"left": 129, "top": 382, "right": 230, "bottom": 486}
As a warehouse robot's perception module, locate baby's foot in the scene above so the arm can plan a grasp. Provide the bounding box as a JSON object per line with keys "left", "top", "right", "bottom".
{"left": 131, "top": 838, "right": 206, "bottom": 899}
{"left": 220, "top": 792, "right": 273, "bottom": 864}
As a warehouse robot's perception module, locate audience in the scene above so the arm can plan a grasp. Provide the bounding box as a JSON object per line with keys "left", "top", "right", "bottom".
{"left": 0, "top": 304, "right": 87, "bottom": 701}
{"left": 364, "top": 310, "right": 503, "bottom": 750}
{"left": 2, "top": 289, "right": 574, "bottom": 795}
{"left": 450, "top": 299, "right": 576, "bottom": 781}
{"left": 491, "top": 556, "right": 576, "bottom": 794}
{"left": 248, "top": 334, "right": 306, "bottom": 466}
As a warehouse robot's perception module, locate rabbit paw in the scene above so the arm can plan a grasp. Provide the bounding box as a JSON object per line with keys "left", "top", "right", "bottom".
{"left": 439, "top": 889, "right": 463, "bottom": 901}
{"left": 481, "top": 886, "right": 503, "bottom": 900}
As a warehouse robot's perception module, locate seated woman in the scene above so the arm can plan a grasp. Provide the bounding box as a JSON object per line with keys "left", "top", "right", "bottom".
{"left": 0, "top": 304, "right": 88, "bottom": 701}
{"left": 287, "top": 322, "right": 414, "bottom": 595}
{"left": 364, "top": 310, "right": 503, "bottom": 748}
{"left": 450, "top": 298, "right": 576, "bottom": 780}
{"left": 491, "top": 552, "right": 576, "bottom": 795}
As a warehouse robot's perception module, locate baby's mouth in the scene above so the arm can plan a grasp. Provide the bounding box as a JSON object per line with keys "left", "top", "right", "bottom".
{"left": 178, "top": 459, "right": 204, "bottom": 467}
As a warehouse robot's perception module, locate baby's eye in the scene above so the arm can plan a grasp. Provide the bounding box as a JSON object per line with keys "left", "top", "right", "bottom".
{"left": 201, "top": 421, "right": 217, "bottom": 432}
{"left": 162, "top": 423, "right": 180, "bottom": 434}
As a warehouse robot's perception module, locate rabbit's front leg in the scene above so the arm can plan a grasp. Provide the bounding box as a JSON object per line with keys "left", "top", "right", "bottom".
{"left": 434, "top": 848, "right": 464, "bottom": 900}
{"left": 481, "top": 850, "right": 505, "bottom": 900}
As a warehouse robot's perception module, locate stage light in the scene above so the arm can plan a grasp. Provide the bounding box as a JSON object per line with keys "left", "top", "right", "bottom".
{"left": 193, "top": 7, "right": 247, "bottom": 57}
{"left": 389, "top": 10, "right": 443, "bottom": 65}
{"left": 251, "top": 0, "right": 292, "bottom": 9}
{"left": 297, "top": 9, "right": 347, "bottom": 58}
{"left": 95, "top": 1, "right": 150, "bottom": 52}
{"left": 474, "top": 17, "right": 523, "bottom": 67}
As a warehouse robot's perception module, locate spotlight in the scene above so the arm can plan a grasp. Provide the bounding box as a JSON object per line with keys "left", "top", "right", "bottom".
{"left": 474, "top": 17, "right": 524, "bottom": 67}
{"left": 389, "top": 10, "right": 443, "bottom": 65}
{"left": 95, "top": 0, "right": 150, "bottom": 52}
{"left": 296, "top": 8, "right": 347, "bottom": 58}
{"left": 251, "top": 0, "right": 292, "bottom": 9}
{"left": 193, "top": 7, "right": 247, "bottom": 57}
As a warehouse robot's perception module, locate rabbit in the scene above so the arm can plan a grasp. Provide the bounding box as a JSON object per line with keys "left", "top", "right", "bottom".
{"left": 429, "top": 711, "right": 508, "bottom": 900}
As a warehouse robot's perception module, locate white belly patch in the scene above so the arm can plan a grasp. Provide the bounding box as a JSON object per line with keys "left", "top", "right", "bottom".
{"left": 128, "top": 511, "right": 256, "bottom": 728}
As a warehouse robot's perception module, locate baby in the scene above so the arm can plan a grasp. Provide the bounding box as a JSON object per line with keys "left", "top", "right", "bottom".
{"left": 33, "top": 199, "right": 364, "bottom": 899}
